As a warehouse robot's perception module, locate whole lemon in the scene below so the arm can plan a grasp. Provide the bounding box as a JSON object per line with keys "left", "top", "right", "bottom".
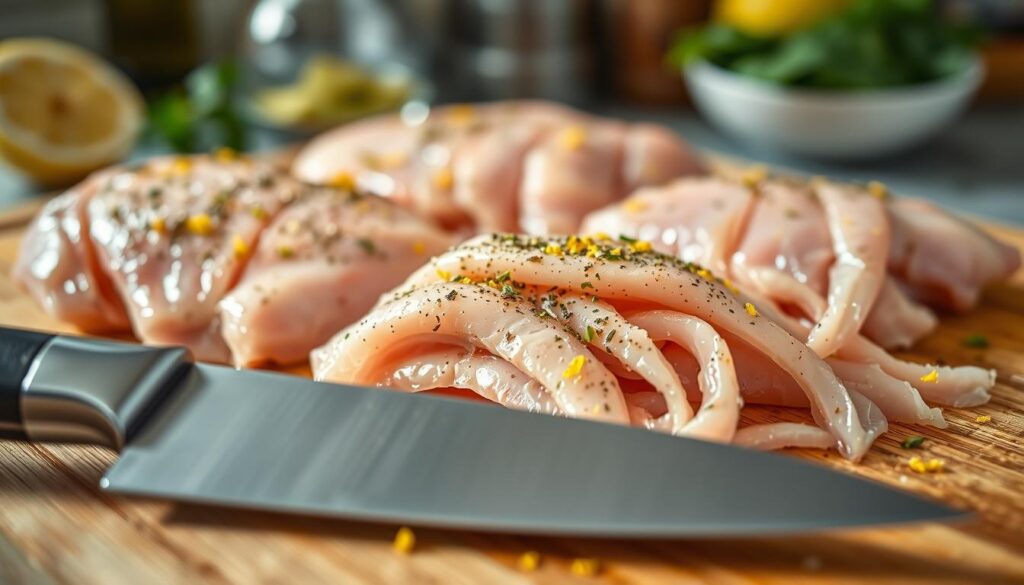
{"left": 715, "top": 0, "right": 850, "bottom": 37}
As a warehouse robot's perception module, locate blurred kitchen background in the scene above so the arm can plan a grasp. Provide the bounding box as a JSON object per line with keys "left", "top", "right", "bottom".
{"left": 0, "top": 0, "right": 1021, "bottom": 221}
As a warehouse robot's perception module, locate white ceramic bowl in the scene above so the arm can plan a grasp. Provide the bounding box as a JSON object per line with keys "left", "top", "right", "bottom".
{"left": 684, "top": 58, "right": 984, "bottom": 160}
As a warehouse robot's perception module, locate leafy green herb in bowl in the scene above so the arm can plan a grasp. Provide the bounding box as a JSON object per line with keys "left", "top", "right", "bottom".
{"left": 669, "top": 0, "right": 985, "bottom": 159}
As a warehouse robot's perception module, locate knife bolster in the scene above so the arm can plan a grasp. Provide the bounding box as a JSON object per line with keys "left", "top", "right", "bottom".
{"left": 19, "top": 337, "right": 194, "bottom": 450}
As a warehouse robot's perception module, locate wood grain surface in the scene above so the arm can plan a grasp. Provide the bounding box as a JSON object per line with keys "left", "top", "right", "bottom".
{"left": 0, "top": 199, "right": 1022, "bottom": 584}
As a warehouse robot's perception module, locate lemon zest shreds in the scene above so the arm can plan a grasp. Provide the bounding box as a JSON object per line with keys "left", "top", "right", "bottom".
{"left": 149, "top": 216, "right": 166, "bottom": 234}
{"left": 908, "top": 457, "right": 945, "bottom": 474}
{"left": 412, "top": 241, "right": 426, "bottom": 255}
{"left": 744, "top": 302, "right": 758, "bottom": 317}
{"left": 393, "top": 527, "right": 416, "bottom": 554}
{"left": 170, "top": 157, "right": 192, "bottom": 175}
{"left": 449, "top": 104, "right": 476, "bottom": 124}
{"left": 185, "top": 213, "right": 214, "bottom": 235}
{"left": 518, "top": 551, "right": 541, "bottom": 572}
{"left": 919, "top": 369, "right": 939, "bottom": 383}
{"left": 328, "top": 171, "right": 356, "bottom": 191}
{"left": 570, "top": 558, "right": 601, "bottom": 577}
{"left": 562, "top": 355, "right": 586, "bottom": 379}
{"left": 591, "top": 232, "right": 611, "bottom": 241}
{"left": 975, "top": 415, "right": 992, "bottom": 424}
{"left": 232, "top": 235, "right": 248, "bottom": 258}
{"left": 622, "top": 199, "right": 647, "bottom": 214}
{"left": 559, "top": 125, "right": 587, "bottom": 151}
{"left": 544, "top": 243, "right": 564, "bottom": 256}
{"left": 868, "top": 180, "right": 888, "bottom": 199}
{"left": 435, "top": 268, "right": 451, "bottom": 281}
{"left": 631, "top": 240, "right": 652, "bottom": 252}
{"left": 432, "top": 167, "right": 454, "bottom": 190}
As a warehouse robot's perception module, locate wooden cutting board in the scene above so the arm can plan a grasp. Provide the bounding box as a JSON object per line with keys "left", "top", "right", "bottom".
{"left": 0, "top": 203, "right": 1022, "bottom": 585}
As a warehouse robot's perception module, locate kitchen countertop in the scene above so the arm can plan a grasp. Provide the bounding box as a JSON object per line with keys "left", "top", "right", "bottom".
{"left": 1, "top": 104, "right": 1021, "bottom": 224}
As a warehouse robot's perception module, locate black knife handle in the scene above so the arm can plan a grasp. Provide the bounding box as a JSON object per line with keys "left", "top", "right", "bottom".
{"left": 0, "top": 327, "right": 55, "bottom": 440}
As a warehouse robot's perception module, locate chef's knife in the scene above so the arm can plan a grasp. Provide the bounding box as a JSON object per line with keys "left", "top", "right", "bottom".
{"left": 0, "top": 327, "right": 963, "bottom": 536}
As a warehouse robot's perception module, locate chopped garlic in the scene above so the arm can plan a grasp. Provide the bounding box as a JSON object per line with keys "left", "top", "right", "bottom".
{"left": 562, "top": 355, "right": 586, "bottom": 379}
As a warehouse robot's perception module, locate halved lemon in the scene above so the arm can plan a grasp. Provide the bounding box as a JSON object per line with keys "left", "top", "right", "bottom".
{"left": 0, "top": 38, "right": 144, "bottom": 186}
{"left": 715, "top": 0, "right": 849, "bottom": 37}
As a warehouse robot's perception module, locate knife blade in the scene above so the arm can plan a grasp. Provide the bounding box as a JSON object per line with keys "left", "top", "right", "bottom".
{"left": 0, "top": 327, "right": 964, "bottom": 536}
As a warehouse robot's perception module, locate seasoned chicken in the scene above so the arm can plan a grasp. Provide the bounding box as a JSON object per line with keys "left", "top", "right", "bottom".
{"left": 14, "top": 153, "right": 453, "bottom": 365}
{"left": 314, "top": 234, "right": 879, "bottom": 460}
{"left": 293, "top": 101, "right": 705, "bottom": 234}
{"left": 582, "top": 176, "right": 1021, "bottom": 353}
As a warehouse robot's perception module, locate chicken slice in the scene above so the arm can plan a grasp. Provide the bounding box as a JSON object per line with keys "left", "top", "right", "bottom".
{"left": 313, "top": 282, "right": 629, "bottom": 425}
{"left": 83, "top": 156, "right": 297, "bottom": 361}
{"left": 519, "top": 121, "right": 627, "bottom": 235}
{"left": 622, "top": 124, "right": 705, "bottom": 194}
{"left": 581, "top": 177, "right": 753, "bottom": 274}
{"left": 219, "top": 189, "right": 453, "bottom": 366}
{"left": 626, "top": 310, "right": 742, "bottom": 443}
{"left": 13, "top": 175, "right": 129, "bottom": 332}
{"left": 861, "top": 277, "right": 938, "bottom": 350}
{"left": 888, "top": 197, "right": 1021, "bottom": 310}
{"left": 734, "top": 423, "right": 835, "bottom": 451}
{"left": 827, "top": 359, "right": 945, "bottom": 427}
{"left": 398, "top": 235, "right": 871, "bottom": 460}
{"left": 378, "top": 347, "right": 561, "bottom": 415}
{"left": 806, "top": 181, "right": 889, "bottom": 357}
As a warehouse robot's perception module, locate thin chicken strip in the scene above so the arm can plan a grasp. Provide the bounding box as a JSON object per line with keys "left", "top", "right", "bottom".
{"left": 378, "top": 347, "right": 561, "bottom": 415}
{"left": 807, "top": 181, "right": 889, "bottom": 357}
{"left": 861, "top": 277, "right": 938, "bottom": 350}
{"left": 734, "top": 423, "right": 835, "bottom": 451}
{"left": 627, "top": 310, "right": 742, "bottom": 444}
{"left": 827, "top": 359, "right": 946, "bottom": 427}
{"left": 398, "top": 235, "right": 871, "bottom": 460}
{"left": 313, "top": 281, "right": 629, "bottom": 424}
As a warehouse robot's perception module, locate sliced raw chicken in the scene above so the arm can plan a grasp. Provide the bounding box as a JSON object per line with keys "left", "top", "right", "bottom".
{"left": 293, "top": 100, "right": 705, "bottom": 234}
{"left": 888, "top": 197, "right": 1022, "bottom": 310}
{"left": 318, "top": 234, "right": 876, "bottom": 460}
{"left": 220, "top": 189, "right": 453, "bottom": 366}
{"left": 14, "top": 154, "right": 452, "bottom": 366}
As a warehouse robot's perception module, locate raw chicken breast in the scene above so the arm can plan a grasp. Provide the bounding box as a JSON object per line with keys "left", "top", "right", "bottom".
{"left": 315, "top": 234, "right": 877, "bottom": 460}
{"left": 14, "top": 153, "right": 452, "bottom": 366}
{"left": 220, "top": 188, "right": 453, "bottom": 366}
{"left": 293, "top": 100, "right": 704, "bottom": 234}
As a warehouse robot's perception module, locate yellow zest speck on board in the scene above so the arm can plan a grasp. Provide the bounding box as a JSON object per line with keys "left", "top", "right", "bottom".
{"left": 185, "top": 213, "right": 214, "bottom": 235}
{"left": 393, "top": 527, "right": 416, "bottom": 554}
{"left": 412, "top": 241, "right": 426, "bottom": 255}
{"left": 976, "top": 415, "right": 992, "bottom": 424}
{"left": 867, "top": 180, "right": 888, "bottom": 199}
{"left": 518, "top": 551, "right": 541, "bottom": 572}
{"left": 570, "top": 558, "right": 601, "bottom": 577}
{"left": 328, "top": 171, "right": 356, "bottom": 191}
{"left": 621, "top": 199, "right": 647, "bottom": 214}
{"left": 436, "top": 268, "right": 452, "bottom": 281}
{"left": 232, "top": 235, "right": 248, "bottom": 258}
{"left": 432, "top": 167, "right": 454, "bottom": 190}
{"left": 744, "top": 302, "right": 758, "bottom": 317}
{"left": 559, "top": 125, "right": 587, "bottom": 151}
{"left": 149, "top": 216, "right": 166, "bottom": 234}
{"left": 741, "top": 165, "right": 768, "bottom": 188}
{"left": 562, "top": 355, "right": 586, "bottom": 379}
{"left": 919, "top": 369, "right": 939, "bottom": 383}
{"left": 908, "top": 456, "right": 945, "bottom": 474}
{"left": 214, "top": 147, "right": 237, "bottom": 163}
{"left": 630, "top": 240, "right": 652, "bottom": 252}
{"left": 544, "top": 243, "right": 564, "bottom": 256}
